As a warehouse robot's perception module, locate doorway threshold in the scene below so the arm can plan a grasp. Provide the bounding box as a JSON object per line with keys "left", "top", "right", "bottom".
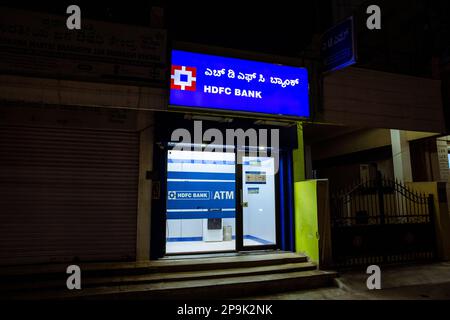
{"left": 161, "top": 249, "right": 283, "bottom": 261}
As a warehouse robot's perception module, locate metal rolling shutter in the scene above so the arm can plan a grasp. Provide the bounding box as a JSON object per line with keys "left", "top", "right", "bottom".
{"left": 0, "top": 125, "right": 139, "bottom": 265}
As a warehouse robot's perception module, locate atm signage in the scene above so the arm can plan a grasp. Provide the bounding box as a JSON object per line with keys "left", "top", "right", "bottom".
{"left": 168, "top": 190, "right": 234, "bottom": 201}
{"left": 168, "top": 191, "right": 210, "bottom": 200}
{"left": 169, "top": 50, "right": 310, "bottom": 118}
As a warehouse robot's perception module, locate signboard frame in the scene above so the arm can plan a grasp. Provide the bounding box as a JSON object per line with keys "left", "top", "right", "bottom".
{"left": 167, "top": 49, "right": 311, "bottom": 121}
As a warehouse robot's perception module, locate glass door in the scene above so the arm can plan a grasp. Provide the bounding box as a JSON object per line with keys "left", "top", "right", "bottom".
{"left": 165, "top": 148, "right": 236, "bottom": 254}
{"left": 236, "top": 154, "right": 278, "bottom": 250}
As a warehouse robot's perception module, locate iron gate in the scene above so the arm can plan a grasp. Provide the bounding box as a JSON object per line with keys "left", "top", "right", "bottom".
{"left": 330, "top": 175, "right": 437, "bottom": 267}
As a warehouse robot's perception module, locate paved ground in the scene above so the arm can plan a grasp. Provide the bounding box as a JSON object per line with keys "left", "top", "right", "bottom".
{"left": 246, "top": 262, "right": 450, "bottom": 300}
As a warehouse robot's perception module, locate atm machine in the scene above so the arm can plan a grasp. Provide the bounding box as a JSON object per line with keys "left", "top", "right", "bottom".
{"left": 203, "top": 214, "right": 223, "bottom": 242}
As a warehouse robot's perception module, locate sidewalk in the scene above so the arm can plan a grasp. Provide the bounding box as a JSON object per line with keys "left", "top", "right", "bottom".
{"left": 246, "top": 262, "right": 450, "bottom": 300}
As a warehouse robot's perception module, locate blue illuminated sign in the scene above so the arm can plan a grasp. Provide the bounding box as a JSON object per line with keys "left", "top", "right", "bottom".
{"left": 321, "top": 16, "right": 356, "bottom": 73}
{"left": 169, "top": 50, "right": 310, "bottom": 118}
{"left": 166, "top": 151, "right": 236, "bottom": 220}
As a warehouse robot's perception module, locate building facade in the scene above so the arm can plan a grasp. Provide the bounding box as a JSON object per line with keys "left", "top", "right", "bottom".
{"left": 0, "top": 4, "right": 449, "bottom": 269}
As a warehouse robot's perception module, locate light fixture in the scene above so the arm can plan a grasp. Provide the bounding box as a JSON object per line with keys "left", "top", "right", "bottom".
{"left": 184, "top": 114, "right": 233, "bottom": 123}
{"left": 254, "top": 119, "right": 295, "bottom": 127}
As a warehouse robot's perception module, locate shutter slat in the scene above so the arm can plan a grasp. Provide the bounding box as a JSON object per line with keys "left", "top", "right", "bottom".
{"left": 0, "top": 125, "right": 139, "bottom": 265}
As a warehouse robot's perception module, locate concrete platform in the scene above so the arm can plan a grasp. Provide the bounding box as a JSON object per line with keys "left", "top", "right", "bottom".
{"left": 0, "top": 251, "right": 308, "bottom": 276}
{"left": 0, "top": 251, "right": 338, "bottom": 300}
{"left": 245, "top": 262, "right": 450, "bottom": 300}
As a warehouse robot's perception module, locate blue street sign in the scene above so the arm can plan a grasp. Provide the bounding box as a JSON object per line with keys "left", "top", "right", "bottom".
{"left": 321, "top": 16, "right": 357, "bottom": 73}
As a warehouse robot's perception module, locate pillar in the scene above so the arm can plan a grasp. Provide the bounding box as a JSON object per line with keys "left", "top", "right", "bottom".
{"left": 292, "top": 122, "right": 306, "bottom": 182}
{"left": 136, "top": 123, "right": 154, "bottom": 261}
{"left": 293, "top": 122, "right": 306, "bottom": 255}
{"left": 390, "top": 129, "right": 413, "bottom": 182}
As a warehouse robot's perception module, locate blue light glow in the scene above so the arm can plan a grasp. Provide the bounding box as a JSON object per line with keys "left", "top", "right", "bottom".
{"left": 169, "top": 50, "right": 310, "bottom": 118}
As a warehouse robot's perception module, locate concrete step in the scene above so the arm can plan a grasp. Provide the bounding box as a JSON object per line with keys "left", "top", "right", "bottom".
{"left": 8, "top": 269, "right": 338, "bottom": 300}
{"left": 1, "top": 252, "right": 338, "bottom": 300}
{"left": 0, "top": 251, "right": 308, "bottom": 278}
{"left": 153, "top": 252, "right": 309, "bottom": 272}
{"left": 2, "top": 261, "right": 317, "bottom": 293}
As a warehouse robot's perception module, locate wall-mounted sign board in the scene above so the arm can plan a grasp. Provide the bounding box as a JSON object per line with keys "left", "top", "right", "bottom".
{"left": 0, "top": 7, "right": 166, "bottom": 86}
{"left": 321, "top": 16, "right": 357, "bottom": 73}
{"left": 169, "top": 50, "right": 310, "bottom": 119}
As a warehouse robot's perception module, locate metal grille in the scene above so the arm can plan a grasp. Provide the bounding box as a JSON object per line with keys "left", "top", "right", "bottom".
{"left": 330, "top": 174, "right": 436, "bottom": 267}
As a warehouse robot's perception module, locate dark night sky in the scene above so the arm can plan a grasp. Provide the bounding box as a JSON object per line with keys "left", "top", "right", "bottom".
{"left": 4, "top": 1, "right": 329, "bottom": 57}
{"left": 167, "top": 2, "right": 325, "bottom": 56}
{"left": 4, "top": 0, "right": 448, "bottom": 76}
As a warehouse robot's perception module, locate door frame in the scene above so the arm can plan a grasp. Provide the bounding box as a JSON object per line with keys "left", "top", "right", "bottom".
{"left": 235, "top": 151, "right": 281, "bottom": 251}
{"left": 163, "top": 145, "right": 237, "bottom": 256}
{"left": 162, "top": 145, "right": 281, "bottom": 256}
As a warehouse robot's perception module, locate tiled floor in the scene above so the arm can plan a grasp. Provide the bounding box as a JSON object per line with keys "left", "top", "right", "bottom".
{"left": 166, "top": 239, "right": 262, "bottom": 254}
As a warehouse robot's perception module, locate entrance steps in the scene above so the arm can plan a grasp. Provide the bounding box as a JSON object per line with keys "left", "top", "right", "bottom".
{"left": 0, "top": 251, "right": 338, "bottom": 300}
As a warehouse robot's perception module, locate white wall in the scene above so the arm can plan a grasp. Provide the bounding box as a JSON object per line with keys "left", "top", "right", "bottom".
{"left": 166, "top": 219, "right": 203, "bottom": 239}
{"left": 242, "top": 157, "right": 276, "bottom": 244}
{"left": 166, "top": 219, "right": 236, "bottom": 239}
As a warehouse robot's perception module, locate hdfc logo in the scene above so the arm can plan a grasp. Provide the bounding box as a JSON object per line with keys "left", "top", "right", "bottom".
{"left": 171, "top": 65, "right": 197, "bottom": 91}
